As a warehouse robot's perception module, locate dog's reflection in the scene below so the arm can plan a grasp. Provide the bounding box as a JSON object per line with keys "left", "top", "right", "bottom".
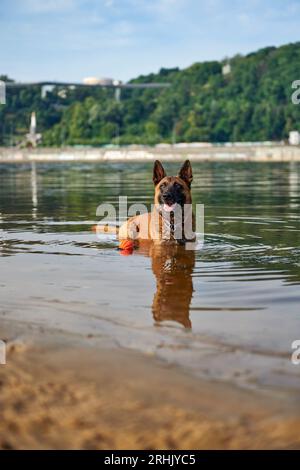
{"left": 138, "top": 243, "right": 195, "bottom": 329}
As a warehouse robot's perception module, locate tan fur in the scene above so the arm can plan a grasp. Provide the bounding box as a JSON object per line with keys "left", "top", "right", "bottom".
{"left": 96, "top": 160, "right": 194, "bottom": 245}
{"left": 119, "top": 161, "right": 194, "bottom": 244}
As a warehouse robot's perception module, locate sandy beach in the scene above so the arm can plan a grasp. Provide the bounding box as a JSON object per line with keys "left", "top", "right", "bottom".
{"left": 1, "top": 322, "right": 300, "bottom": 450}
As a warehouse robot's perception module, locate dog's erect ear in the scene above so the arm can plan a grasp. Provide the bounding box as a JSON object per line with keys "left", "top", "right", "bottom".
{"left": 178, "top": 160, "right": 193, "bottom": 187}
{"left": 153, "top": 160, "right": 166, "bottom": 186}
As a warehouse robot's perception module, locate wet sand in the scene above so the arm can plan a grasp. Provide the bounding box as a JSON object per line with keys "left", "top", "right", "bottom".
{"left": 1, "top": 326, "right": 300, "bottom": 450}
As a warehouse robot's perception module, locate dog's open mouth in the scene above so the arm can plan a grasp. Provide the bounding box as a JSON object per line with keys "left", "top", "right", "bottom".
{"left": 163, "top": 202, "right": 177, "bottom": 213}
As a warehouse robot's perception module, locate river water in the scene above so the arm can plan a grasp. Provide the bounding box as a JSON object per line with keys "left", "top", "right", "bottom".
{"left": 1, "top": 161, "right": 300, "bottom": 391}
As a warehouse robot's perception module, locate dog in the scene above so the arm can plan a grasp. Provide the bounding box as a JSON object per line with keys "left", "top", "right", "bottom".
{"left": 117, "top": 160, "right": 195, "bottom": 245}
{"left": 95, "top": 160, "right": 196, "bottom": 327}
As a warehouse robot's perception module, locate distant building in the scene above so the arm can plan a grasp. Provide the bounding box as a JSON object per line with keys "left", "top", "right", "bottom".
{"left": 83, "top": 77, "right": 114, "bottom": 86}
{"left": 57, "top": 88, "right": 67, "bottom": 99}
{"left": 222, "top": 63, "right": 231, "bottom": 76}
{"left": 289, "top": 131, "right": 300, "bottom": 146}
{"left": 41, "top": 84, "right": 54, "bottom": 98}
{"left": 83, "top": 77, "right": 101, "bottom": 85}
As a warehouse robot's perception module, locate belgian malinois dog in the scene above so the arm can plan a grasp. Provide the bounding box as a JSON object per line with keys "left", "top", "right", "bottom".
{"left": 118, "top": 160, "right": 195, "bottom": 245}
{"left": 96, "top": 160, "right": 196, "bottom": 327}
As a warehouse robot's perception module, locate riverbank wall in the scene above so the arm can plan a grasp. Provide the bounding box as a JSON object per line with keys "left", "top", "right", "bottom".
{"left": 1, "top": 144, "right": 300, "bottom": 163}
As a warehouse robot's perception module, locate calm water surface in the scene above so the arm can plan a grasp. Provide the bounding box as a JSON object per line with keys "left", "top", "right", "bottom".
{"left": 1, "top": 161, "right": 300, "bottom": 390}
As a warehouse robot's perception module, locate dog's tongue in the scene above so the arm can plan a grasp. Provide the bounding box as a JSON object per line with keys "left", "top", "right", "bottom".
{"left": 163, "top": 203, "right": 177, "bottom": 212}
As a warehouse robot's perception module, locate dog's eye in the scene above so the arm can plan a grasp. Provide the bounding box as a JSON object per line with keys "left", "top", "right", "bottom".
{"left": 160, "top": 183, "right": 167, "bottom": 190}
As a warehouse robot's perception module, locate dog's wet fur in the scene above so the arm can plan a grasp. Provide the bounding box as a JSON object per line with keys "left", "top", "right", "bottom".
{"left": 118, "top": 160, "right": 194, "bottom": 244}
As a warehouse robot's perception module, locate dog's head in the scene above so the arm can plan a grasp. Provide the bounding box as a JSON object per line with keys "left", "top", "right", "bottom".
{"left": 153, "top": 160, "right": 193, "bottom": 213}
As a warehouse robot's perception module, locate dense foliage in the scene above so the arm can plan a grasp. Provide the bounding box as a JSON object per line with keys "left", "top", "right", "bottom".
{"left": 1, "top": 42, "right": 300, "bottom": 146}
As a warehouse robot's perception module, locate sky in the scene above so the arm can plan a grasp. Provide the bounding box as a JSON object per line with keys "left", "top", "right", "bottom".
{"left": 0, "top": 0, "right": 299, "bottom": 83}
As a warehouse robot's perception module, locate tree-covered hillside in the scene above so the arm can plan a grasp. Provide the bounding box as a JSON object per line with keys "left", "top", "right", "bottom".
{"left": 1, "top": 42, "right": 300, "bottom": 146}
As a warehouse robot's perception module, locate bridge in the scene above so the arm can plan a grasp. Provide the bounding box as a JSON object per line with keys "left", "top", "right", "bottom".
{"left": 5, "top": 80, "right": 171, "bottom": 101}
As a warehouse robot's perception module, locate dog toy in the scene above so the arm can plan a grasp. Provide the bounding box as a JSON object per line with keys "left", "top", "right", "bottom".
{"left": 119, "top": 239, "right": 134, "bottom": 255}
{"left": 92, "top": 225, "right": 134, "bottom": 254}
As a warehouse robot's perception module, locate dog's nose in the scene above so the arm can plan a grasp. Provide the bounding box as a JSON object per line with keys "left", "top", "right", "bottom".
{"left": 163, "top": 194, "right": 174, "bottom": 204}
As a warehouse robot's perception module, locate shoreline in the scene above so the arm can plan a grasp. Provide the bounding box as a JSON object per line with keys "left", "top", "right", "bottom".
{"left": 1, "top": 325, "right": 300, "bottom": 449}
{"left": 1, "top": 144, "right": 300, "bottom": 163}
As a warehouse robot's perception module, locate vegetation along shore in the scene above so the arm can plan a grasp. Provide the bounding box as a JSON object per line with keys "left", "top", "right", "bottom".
{"left": 1, "top": 42, "right": 300, "bottom": 147}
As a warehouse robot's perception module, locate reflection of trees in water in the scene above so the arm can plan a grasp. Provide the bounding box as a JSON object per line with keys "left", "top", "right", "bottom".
{"left": 0, "top": 237, "right": 17, "bottom": 257}
{"left": 195, "top": 242, "right": 300, "bottom": 285}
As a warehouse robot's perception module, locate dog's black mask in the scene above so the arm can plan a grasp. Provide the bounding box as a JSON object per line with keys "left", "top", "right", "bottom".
{"left": 158, "top": 179, "right": 186, "bottom": 209}
{"left": 153, "top": 160, "right": 193, "bottom": 214}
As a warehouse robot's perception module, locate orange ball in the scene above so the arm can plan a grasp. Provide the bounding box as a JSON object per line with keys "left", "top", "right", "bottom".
{"left": 119, "top": 240, "right": 134, "bottom": 251}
